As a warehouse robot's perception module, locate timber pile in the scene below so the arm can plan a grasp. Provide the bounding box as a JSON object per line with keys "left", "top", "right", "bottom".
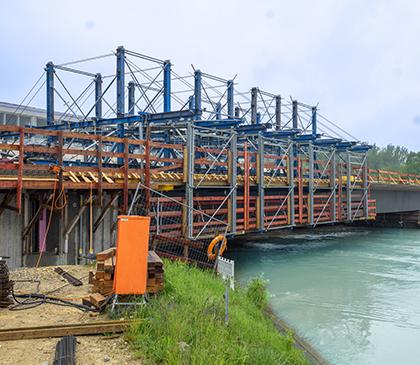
{"left": 87, "top": 248, "right": 164, "bottom": 307}
{"left": 147, "top": 251, "right": 164, "bottom": 294}
{"left": 89, "top": 247, "right": 116, "bottom": 297}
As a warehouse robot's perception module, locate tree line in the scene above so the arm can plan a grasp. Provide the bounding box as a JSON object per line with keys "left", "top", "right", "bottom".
{"left": 368, "top": 145, "right": 420, "bottom": 174}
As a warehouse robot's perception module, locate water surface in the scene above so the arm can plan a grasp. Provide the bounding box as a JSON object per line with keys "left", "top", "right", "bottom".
{"left": 229, "top": 228, "right": 420, "bottom": 365}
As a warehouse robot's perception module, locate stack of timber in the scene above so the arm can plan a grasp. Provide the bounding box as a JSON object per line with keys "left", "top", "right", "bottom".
{"left": 89, "top": 247, "right": 116, "bottom": 297}
{"left": 0, "top": 259, "right": 12, "bottom": 308}
{"left": 147, "top": 251, "right": 164, "bottom": 294}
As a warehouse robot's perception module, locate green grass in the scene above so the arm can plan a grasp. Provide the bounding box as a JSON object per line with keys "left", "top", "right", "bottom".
{"left": 127, "top": 260, "right": 309, "bottom": 365}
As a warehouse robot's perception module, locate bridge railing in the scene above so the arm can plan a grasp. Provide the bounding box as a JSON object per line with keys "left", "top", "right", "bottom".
{"left": 369, "top": 169, "right": 420, "bottom": 186}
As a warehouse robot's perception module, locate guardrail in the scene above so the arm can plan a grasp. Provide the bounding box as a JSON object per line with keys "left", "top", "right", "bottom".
{"left": 369, "top": 169, "right": 420, "bottom": 186}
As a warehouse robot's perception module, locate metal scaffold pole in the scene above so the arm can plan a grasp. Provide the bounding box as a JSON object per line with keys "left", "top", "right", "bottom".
{"left": 229, "top": 131, "right": 237, "bottom": 233}
{"left": 288, "top": 140, "right": 295, "bottom": 226}
{"left": 308, "top": 143, "right": 314, "bottom": 226}
{"left": 257, "top": 134, "right": 265, "bottom": 231}
{"left": 185, "top": 123, "right": 195, "bottom": 239}
{"left": 331, "top": 149, "right": 337, "bottom": 222}
{"left": 346, "top": 151, "right": 352, "bottom": 221}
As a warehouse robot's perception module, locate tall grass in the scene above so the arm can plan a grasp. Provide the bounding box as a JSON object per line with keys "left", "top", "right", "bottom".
{"left": 127, "top": 260, "right": 308, "bottom": 365}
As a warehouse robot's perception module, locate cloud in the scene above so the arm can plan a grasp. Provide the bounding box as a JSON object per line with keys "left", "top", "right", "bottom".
{"left": 0, "top": 0, "right": 419, "bottom": 150}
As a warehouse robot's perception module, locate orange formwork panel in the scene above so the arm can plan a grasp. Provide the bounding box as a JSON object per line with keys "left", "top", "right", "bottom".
{"left": 113, "top": 215, "right": 150, "bottom": 295}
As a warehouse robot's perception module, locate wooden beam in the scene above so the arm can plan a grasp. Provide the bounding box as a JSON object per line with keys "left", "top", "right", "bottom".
{"left": 0, "top": 320, "right": 132, "bottom": 341}
{"left": 64, "top": 196, "right": 92, "bottom": 236}
{"left": 93, "top": 192, "right": 119, "bottom": 233}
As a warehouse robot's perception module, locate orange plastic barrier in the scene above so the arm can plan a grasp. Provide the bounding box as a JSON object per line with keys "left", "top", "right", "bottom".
{"left": 113, "top": 215, "right": 150, "bottom": 295}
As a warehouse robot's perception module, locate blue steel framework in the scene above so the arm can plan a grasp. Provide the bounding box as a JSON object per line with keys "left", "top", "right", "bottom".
{"left": 0, "top": 47, "right": 375, "bottom": 266}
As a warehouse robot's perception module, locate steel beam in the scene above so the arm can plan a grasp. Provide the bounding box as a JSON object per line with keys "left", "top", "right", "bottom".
{"left": 95, "top": 73, "right": 102, "bottom": 120}
{"left": 251, "top": 87, "right": 258, "bottom": 124}
{"left": 128, "top": 81, "right": 135, "bottom": 115}
{"left": 275, "top": 95, "right": 281, "bottom": 131}
{"left": 331, "top": 149, "right": 337, "bottom": 222}
{"left": 46, "top": 62, "right": 55, "bottom": 125}
{"left": 292, "top": 100, "right": 298, "bottom": 129}
{"left": 312, "top": 106, "right": 317, "bottom": 136}
{"left": 163, "top": 60, "right": 171, "bottom": 112}
{"left": 116, "top": 46, "right": 125, "bottom": 117}
{"left": 227, "top": 80, "right": 234, "bottom": 118}
{"left": 194, "top": 70, "right": 202, "bottom": 119}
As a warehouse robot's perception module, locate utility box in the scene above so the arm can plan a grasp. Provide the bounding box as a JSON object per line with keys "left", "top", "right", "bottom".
{"left": 113, "top": 215, "right": 150, "bottom": 295}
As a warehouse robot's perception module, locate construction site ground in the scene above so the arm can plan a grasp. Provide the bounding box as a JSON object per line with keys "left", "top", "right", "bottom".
{"left": 0, "top": 264, "right": 140, "bottom": 364}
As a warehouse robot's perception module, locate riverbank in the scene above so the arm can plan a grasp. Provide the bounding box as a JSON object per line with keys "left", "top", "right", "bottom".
{"left": 127, "top": 259, "right": 310, "bottom": 364}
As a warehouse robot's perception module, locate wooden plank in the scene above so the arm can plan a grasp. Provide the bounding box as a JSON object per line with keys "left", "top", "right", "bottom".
{"left": 96, "top": 247, "right": 116, "bottom": 261}
{"left": 0, "top": 321, "right": 132, "bottom": 341}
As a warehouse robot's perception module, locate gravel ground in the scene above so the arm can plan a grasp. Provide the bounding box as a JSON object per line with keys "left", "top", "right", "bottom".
{"left": 0, "top": 265, "right": 141, "bottom": 364}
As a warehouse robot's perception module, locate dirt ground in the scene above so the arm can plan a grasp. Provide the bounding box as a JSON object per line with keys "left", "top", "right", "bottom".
{"left": 0, "top": 265, "right": 141, "bottom": 364}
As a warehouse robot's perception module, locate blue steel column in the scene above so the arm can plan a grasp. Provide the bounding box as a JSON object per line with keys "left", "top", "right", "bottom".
{"left": 275, "top": 95, "right": 281, "bottom": 131}
{"left": 95, "top": 73, "right": 102, "bottom": 120}
{"left": 116, "top": 46, "right": 125, "bottom": 164}
{"left": 215, "top": 102, "right": 222, "bottom": 119}
{"left": 227, "top": 80, "right": 234, "bottom": 118}
{"left": 46, "top": 62, "right": 55, "bottom": 125}
{"left": 311, "top": 106, "right": 317, "bottom": 136}
{"left": 251, "top": 87, "right": 258, "bottom": 124}
{"left": 163, "top": 60, "right": 171, "bottom": 112}
{"left": 128, "top": 81, "right": 135, "bottom": 115}
{"left": 194, "top": 70, "right": 202, "bottom": 120}
{"left": 292, "top": 100, "right": 298, "bottom": 129}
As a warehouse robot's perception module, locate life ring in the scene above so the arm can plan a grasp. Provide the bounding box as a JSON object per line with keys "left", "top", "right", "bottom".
{"left": 207, "top": 235, "right": 227, "bottom": 260}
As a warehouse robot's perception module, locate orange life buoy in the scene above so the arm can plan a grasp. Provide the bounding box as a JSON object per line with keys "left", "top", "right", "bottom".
{"left": 207, "top": 235, "right": 227, "bottom": 260}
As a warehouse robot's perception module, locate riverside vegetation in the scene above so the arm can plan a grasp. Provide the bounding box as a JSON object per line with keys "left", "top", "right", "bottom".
{"left": 127, "top": 259, "right": 308, "bottom": 365}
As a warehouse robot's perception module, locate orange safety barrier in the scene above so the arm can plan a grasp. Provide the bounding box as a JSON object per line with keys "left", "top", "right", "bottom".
{"left": 113, "top": 215, "right": 150, "bottom": 295}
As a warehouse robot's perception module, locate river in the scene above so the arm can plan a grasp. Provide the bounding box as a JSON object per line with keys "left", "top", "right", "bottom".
{"left": 228, "top": 227, "right": 420, "bottom": 365}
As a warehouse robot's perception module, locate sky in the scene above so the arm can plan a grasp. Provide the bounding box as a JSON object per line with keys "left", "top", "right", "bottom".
{"left": 0, "top": 0, "right": 419, "bottom": 150}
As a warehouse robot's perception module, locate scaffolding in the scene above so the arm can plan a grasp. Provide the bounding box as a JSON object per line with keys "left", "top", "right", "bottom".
{"left": 0, "top": 46, "right": 376, "bottom": 266}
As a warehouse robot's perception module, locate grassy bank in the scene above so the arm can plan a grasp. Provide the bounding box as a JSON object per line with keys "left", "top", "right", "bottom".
{"left": 127, "top": 260, "right": 309, "bottom": 365}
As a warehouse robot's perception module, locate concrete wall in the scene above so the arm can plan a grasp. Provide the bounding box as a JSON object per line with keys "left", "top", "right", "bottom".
{"left": 0, "top": 207, "right": 23, "bottom": 269}
{"left": 371, "top": 184, "right": 420, "bottom": 214}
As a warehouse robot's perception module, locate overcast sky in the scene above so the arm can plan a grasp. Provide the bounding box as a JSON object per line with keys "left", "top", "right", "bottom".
{"left": 1, "top": 0, "right": 419, "bottom": 149}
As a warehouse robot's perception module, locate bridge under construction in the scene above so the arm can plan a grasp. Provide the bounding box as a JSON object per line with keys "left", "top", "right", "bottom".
{"left": 0, "top": 47, "right": 418, "bottom": 268}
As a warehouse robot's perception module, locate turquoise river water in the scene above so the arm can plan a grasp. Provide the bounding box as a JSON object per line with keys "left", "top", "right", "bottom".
{"left": 228, "top": 228, "right": 420, "bottom": 365}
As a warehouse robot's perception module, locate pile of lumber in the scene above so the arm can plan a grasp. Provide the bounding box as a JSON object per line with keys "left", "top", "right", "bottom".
{"left": 85, "top": 248, "right": 164, "bottom": 308}
{"left": 147, "top": 251, "right": 164, "bottom": 294}
{"left": 89, "top": 247, "right": 116, "bottom": 297}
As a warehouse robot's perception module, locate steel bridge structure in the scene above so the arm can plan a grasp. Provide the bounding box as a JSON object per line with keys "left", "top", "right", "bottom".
{"left": 0, "top": 47, "right": 379, "bottom": 267}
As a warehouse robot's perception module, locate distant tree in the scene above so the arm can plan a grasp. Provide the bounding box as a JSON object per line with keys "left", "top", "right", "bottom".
{"left": 368, "top": 144, "right": 409, "bottom": 171}
{"left": 402, "top": 152, "right": 420, "bottom": 174}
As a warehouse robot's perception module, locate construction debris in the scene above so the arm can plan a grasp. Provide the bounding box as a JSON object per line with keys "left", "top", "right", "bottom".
{"left": 0, "top": 258, "right": 12, "bottom": 308}
{"left": 53, "top": 335, "right": 77, "bottom": 365}
{"left": 54, "top": 267, "right": 83, "bottom": 287}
